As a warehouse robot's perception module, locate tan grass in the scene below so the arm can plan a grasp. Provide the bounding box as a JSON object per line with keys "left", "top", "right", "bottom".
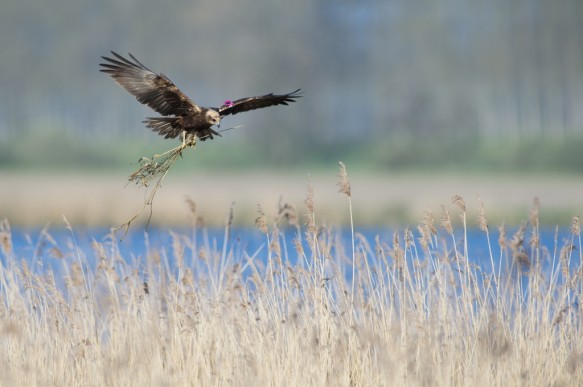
{"left": 0, "top": 175, "right": 582, "bottom": 386}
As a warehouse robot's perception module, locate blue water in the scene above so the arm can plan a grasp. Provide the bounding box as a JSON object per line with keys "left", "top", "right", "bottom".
{"left": 4, "top": 224, "right": 579, "bottom": 278}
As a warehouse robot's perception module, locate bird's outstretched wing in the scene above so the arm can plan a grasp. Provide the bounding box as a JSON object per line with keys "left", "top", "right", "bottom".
{"left": 100, "top": 51, "right": 200, "bottom": 116}
{"left": 217, "top": 89, "right": 302, "bottom": 117}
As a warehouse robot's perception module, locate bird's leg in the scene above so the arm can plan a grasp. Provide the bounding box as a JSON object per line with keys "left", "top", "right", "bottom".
{"left": 186, "top": 133, "right": 196, "bottom": 147}
{"left": 179, "top": 132, "right": 196, "bottom": 156}
{"left": 181, "top": 131, "right": 187, "bottom": 149}
{"left": 177, "top": 131, "right": 187, "bottom": 157}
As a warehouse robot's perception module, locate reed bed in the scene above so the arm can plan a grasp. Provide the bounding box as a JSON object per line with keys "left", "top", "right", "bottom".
{"left": 0, "top": 170, "right": 582, "bottom": 386}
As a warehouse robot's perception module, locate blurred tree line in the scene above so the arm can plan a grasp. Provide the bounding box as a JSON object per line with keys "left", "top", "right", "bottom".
{"left": 1, "top": 0, "right": 582, "bottom": 170}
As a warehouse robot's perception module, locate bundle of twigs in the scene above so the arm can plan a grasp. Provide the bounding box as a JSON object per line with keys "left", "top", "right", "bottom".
{"left": 114, "top": 137, "right": 195, "bottom": 237}
{"left": 129, "top": 142, "right": 190, "bottom": 188}
{"left": 113, "top": 126, "right": 243, "bottom": 238}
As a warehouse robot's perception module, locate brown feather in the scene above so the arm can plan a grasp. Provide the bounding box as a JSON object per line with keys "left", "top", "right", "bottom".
{"left": 217, "top": 89, "right": 302, "bottom": 117}
{"left": 100, "top": 51, "right": 200, "bottom": 116}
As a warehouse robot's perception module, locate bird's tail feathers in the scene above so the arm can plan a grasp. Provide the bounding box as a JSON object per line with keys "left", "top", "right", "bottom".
{"left": 143, "top": 117, "right": 182, "bottom": 139}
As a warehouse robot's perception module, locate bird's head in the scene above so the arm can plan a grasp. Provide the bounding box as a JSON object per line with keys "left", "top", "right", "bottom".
{"left": 206, "top": 109, "right": 222, "bottom": 127}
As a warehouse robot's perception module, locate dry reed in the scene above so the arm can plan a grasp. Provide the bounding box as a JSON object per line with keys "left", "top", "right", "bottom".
{"left": 0, "top": 175, "right": 581, "bottom": 386}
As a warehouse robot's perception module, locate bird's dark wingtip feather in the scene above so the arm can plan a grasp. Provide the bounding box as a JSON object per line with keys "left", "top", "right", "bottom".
{"left": 128, "top": 52, "right": 152, "bottom": 71}
{"left": 100, "top": 51, "right": 155, "bottom": 74}
{"left": 287, "top": 88, "right": 303, "bottom": 98}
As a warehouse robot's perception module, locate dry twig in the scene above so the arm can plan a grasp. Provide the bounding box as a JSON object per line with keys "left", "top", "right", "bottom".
{"left": 113, "top": 137, "right": 196, "bottom": 238}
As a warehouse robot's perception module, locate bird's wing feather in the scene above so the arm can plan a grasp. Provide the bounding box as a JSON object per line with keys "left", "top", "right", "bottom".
{"left": 217, "top": 89, "right": 302, "bottom": 117}
{"left": 100, "top": 51, "right": 200, "bottom": 116}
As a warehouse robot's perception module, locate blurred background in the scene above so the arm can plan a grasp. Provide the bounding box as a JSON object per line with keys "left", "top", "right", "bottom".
{"left": 1, "top": 0, "right": 582, "bottom": 227}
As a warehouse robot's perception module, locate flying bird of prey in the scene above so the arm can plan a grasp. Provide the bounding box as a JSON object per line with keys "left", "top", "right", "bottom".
{"left": 99, "top": 51, "right": 301, "bottom": 144}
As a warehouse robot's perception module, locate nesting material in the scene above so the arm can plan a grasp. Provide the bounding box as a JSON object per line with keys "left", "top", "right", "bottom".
{"left": 129, "top": 140, "right": 193, "bottom": 188}
{"left": 114, "top": 137, "right": 196, "bottom": 237}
